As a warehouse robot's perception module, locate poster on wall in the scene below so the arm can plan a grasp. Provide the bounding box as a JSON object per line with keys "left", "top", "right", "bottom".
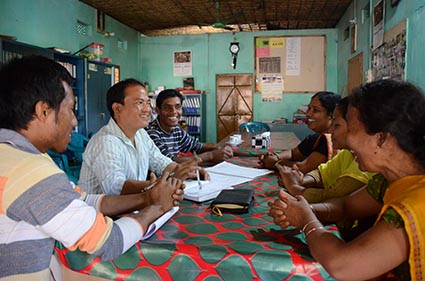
{"left": 373, "top": 0, "right": 385, "bottom": 50}
{"left": 261, "top": 75, "right": 283, "bottom": 102}
{"left": 285, "top": 37, "right": 301, "bottom": 76}
{"left": 173, "top": 50, "right": 192, "bottom": 76}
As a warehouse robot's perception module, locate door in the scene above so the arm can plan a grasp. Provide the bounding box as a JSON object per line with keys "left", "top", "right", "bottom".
{"left": 347, "top": 52, "right": 363, "bottom": 95}
{"left": 216, "top": 74, "right": 253, "bottom": 141}
{"left": 86, "top": 61, "right": 113, "bottom": 136}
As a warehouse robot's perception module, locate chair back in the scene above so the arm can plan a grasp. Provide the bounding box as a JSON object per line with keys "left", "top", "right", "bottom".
{"left": 238, "top": 121, "right": 271, "bottom": 133}
{"left": 67, "top": 133, "right": 90, "bottom": 163}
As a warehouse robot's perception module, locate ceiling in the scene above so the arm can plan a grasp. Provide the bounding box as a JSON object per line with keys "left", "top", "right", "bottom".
{"left": 81, "top": 0, "right": 352, "bottom": 37}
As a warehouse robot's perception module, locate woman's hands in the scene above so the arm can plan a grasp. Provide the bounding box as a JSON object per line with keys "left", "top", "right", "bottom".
{"left": 258, "top": 151, "right": 279, "bottom": 169}
{"left": 268, "top": 190, "right": 316, "bottom": 229}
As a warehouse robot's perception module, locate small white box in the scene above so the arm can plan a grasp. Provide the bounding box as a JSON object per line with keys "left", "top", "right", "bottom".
{"left": 251, "top": 132, "right": 271, "bottom": 149}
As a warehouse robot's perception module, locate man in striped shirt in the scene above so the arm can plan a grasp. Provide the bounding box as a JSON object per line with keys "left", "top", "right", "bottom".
{"left": 0, "top": 56, "right": 184, "bottom": 280}
{"left": 146, "top": 89, "right": 233, "bottom": 163}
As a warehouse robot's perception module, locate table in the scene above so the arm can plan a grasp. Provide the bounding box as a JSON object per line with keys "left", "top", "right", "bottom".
{"left": 219, "top": 131, "right": 301, "bottom": 157}
{"left": 55, "top": 154, "right": 337, "bottom": 280}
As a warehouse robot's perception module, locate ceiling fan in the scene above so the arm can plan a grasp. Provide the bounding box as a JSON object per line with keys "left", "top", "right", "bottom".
{"left": 200, "top": 1, "right": 242, "bottom": 31}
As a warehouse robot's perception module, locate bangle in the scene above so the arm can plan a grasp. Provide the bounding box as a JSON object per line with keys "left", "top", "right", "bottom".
{"left": 322, "top": 203, "right": 330, "bottom": 220}
{"left": 305, "top": 226, "right": 324, "bottom": 239}
{"left": 301, "top": 219, "right": 320, "bottom": 233}
{"left": 273, "top": 152, "right": 281, "bottom": 160}
{"left": 274, "top": 159, "right": 283, "bottom": 168}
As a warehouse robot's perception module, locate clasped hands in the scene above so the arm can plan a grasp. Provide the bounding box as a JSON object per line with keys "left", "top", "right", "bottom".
{"left": 267, "top": 190, "right": 316, "bottom": 230}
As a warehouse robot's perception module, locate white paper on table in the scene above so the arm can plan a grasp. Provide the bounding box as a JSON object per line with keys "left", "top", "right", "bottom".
{"left": 182, "top": 161, "right": 272, "bottom": 202}
{"left": 140, "top": 206, "right": 179, "bottom": 240}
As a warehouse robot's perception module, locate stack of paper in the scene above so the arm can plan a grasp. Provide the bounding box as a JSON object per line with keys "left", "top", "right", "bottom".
{"left": 183, "top": 161, "right": 272, "bottom": 202}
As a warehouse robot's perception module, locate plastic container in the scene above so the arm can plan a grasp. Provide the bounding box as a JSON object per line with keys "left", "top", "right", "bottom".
{"left": 89, "top": 43, "right": 104, "bottom": 61}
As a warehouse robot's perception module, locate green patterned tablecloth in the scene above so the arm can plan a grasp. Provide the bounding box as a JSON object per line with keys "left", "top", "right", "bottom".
{"left": 55, "top": 156, "right": 336, "bottom": 281}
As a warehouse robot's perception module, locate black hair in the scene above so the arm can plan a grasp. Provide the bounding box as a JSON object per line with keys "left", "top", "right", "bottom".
{"left": 155, "top": 89, "right": 185, "bottom": 109}
{"left": 311, "top": 91, "right": 341, "bottom": 117}
{"left": 0, "top": 55, "right": 73, "bottom": 131}
{"left": 106, "top": 78, "right": 145, "bottom": 119}
{"left": 336, "top": 96, "right": 349, "bottom": 120}
{"left": 349, "top": 79, "right": 425, "bottom": 166}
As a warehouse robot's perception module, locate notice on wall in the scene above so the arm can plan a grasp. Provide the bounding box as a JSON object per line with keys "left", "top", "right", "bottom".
{"left": 173, "top": 50, "right": 192, "bottom": 76}
{"left": 261, "top": 75, "right": 283, "bottom": 102}
{"left": 285, "top": 37, "right": 301, "bottom": 76}
{"left": 373, "top": 0, "right": 385, "bottom": 50}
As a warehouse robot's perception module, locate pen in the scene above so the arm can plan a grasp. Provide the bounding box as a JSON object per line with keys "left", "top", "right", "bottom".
{"left": 141, "top": 171, "right": 175, "bottom": 193}
{"left": 194, "top": 151, "right": 202, "bottom": 190}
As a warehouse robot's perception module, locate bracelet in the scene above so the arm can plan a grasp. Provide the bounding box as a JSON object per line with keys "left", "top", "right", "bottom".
{"left": 273, "top": 152, "right": 281, "bottom": 160}
{"left": 301, "top": 219, "right": 320, "bottom": 233}
{"left": 274, "top": 159, "right": 283, "bottom": 168}
{"left": 305, "top": 226, "right": 324, "bottom": 239}
{"left": 322, "top": 203, "right": 330, "bottom": 220}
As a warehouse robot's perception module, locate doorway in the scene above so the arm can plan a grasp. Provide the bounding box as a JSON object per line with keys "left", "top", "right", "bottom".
{"left": 347, "top": 52, "right": 363, "bottom": 96}
{"left": 216, "top": 74, "right": 253, "bottom": 141}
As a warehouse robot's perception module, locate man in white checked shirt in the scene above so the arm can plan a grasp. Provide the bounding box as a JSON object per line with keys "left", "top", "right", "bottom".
{"left": 79, "top": 79, "right": 209, "bottom": 195}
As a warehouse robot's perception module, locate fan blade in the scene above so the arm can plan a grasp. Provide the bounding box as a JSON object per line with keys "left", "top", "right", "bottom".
{"left": 223, "top": 25, "right": 235, "bottom": 31}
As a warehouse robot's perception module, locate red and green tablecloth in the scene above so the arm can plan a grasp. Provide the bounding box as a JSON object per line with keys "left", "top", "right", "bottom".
{"left": 55, "top": 156, "right": 336, "bottom": 280}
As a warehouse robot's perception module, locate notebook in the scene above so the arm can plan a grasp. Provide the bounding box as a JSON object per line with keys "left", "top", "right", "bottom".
{"left": 210, "top": 189, "right": 255, "bottom": 215}
{"left": 183, "top": 161, "right": 271, "bottom": 202}
{"left": 140, "top": 206, "right": 179, "bottom": 240}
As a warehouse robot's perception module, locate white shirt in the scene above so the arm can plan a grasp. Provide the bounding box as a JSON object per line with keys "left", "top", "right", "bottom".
{"left": 79, "top": 118, "right": 173, "bottom": 194}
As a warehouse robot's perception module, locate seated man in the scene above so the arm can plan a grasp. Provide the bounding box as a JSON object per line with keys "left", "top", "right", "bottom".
{"left": 145, "top": 89, "right": 233, "bottom": 163}
{"left": 79, "top": 79, "right": 209, "bottom": 195}
{"left": 0, "top": 56, "right": 184, "bottom": 280}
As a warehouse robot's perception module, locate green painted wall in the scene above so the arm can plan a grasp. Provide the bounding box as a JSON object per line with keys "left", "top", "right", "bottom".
{"left": 336, "top": 0, "right": 425, "bottom": 93}
{"left": 140, "top": 29, "right": 338, "bottom": 142}
{"left": 0, "top": 0, "right": 140, "bottom": 80}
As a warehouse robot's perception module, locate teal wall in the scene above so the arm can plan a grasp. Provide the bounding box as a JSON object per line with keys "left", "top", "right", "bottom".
{"left": 0, "top": 0, "right": 140, "bottom": 79}
{"left": 336, "top": 0, "right": 425, "bottom": 93}
{"left": 140, "top": 29, "right": 338, "bottom": 142}
{"left": 2, "top": 1, "right": 424, "bottom": 143}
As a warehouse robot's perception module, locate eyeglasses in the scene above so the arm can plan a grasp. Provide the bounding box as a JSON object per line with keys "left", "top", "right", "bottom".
{"left": 161, "top": 104, "right": 182, "bottom": 112}
{"left": 134, "top": 99, "right": 153, "bottom": 108}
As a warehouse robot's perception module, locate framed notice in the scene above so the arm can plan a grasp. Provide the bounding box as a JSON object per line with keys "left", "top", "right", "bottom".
{"left": 254, "top": 35, "right": 326, "bottom": 93}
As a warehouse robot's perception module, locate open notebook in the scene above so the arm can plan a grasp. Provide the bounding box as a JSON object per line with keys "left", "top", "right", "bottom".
{"left": 140, "top": 206, "right": 179, "bottom": 240}
{"left": 183, "top": 161, "right": 272, "bottom": 202}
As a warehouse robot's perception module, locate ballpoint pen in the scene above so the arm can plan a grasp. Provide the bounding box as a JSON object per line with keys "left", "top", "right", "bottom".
{"left": 193, "top": 151, "right": 202, "bottom": 190}
{"left": 140, "top": 171, "right": 175, "bottom": 193}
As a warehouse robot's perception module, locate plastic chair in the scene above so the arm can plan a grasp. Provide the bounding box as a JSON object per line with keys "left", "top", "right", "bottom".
{"left": 47, "top": 150, "right": 78, "bottom": 184}
{"left": 67, "top": 132, "right": 90, "bottom": 163}
{"left": 238, "top": 121, "right": 271, "bottom": 133}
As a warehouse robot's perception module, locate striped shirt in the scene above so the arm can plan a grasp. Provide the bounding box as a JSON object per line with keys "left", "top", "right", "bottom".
{"left": 79, "top": 118, "right": 172, "bottom": 195}
{"left": 145, "top": 118, "right": 203, "bottom": 159}
{"left": 0, "top": 129, "right": 142, "bottom": 280}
